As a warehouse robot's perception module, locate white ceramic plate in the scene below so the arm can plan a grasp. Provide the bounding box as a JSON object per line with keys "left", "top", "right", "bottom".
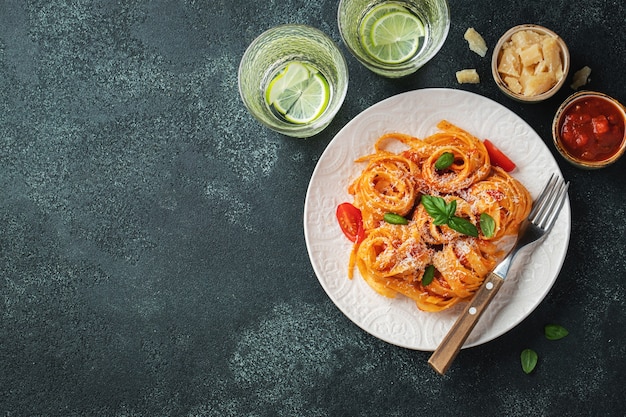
{"left": 304, "top": 88, "right": 571, "bottom": 351}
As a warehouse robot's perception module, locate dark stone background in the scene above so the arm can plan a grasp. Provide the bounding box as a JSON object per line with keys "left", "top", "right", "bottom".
{"left": 1, "top": 0, "right": 624, "bottom": 416}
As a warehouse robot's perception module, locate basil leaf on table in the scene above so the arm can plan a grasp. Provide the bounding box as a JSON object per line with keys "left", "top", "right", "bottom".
{"left": 544, "top": 324, "right": 569, "bottom": 340}
{"left": 521, "top": 348, "right": 538, "bottom": 374}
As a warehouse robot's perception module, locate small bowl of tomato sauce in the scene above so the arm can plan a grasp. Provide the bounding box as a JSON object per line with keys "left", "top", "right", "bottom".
{"left": 552, "top": 91, "right": 626, "bottom": 169}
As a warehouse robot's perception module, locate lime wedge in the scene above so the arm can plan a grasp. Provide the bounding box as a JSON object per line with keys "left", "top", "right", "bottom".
{"left": 282, "top": 73, "right": 330, "bottom": 124}
{"left": 360, "top": 6, "right": 425, "bottom": 65}
{"left": 265, "top": 62, "right": 312, "bottom": 106}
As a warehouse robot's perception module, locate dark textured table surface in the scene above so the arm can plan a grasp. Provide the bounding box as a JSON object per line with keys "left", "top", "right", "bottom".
{"left": 1, "top": 1, "right": 625, "bottom": 416}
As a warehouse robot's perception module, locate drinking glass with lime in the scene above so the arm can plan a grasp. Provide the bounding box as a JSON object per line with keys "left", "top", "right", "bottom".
{"left": 239, "top": 25, "right": 348, "bottom": 138}
{"left": 338, "top": 0, "right": 450, "bottom": 78}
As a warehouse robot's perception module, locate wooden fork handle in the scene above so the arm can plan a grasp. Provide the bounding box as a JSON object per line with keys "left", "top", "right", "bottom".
{"left": 428, "top": 272, "right": 505, "bottom": 375}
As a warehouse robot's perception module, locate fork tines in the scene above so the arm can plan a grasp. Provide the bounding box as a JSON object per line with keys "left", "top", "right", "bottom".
{"left": 529, "top": 174, "right": 569, "bottom": 232}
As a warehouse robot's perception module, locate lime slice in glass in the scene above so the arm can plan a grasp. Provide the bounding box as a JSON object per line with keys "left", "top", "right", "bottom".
{"left": 265, "top": 62, "right": 312, "bottom": 106}
{"left": 359, "top": 3, "right": 406, "bottom": 50}
{"left": 361, "top": 7, "right": 425, "bottom": 65}
{"left": 281, "top": 73, "right": 330, "bottom": 124}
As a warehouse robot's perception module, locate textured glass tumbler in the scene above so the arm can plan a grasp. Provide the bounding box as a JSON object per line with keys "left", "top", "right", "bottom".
{"left": 338, "top": 0, "right": 450, "bottom": 78}
{"left": 238, "top": 25, "right": 349, "bottom": 138}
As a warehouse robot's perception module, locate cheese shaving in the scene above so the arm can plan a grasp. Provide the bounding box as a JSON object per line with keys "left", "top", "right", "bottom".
{"left": 570, "top": 66, "right": 591, "bottom": 90}
{"left": 456, "top": 69, "right": 480, "bottom": 84}
{"left": 464, "top": 28, "right": 488, "bottom": 57}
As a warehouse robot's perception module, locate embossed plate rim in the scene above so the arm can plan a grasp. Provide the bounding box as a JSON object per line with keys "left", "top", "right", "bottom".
{"left": 304, "top": 88, "right": 571, "bottom": 351}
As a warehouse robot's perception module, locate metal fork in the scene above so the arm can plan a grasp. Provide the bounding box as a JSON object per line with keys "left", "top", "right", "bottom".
{"left": 428, "top": 173, "right": 569, "bottom": 375}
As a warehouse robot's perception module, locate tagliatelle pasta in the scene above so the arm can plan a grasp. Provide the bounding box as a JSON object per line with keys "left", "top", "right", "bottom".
{"left": 345, "top": 120, "right": 532, "bottom": 312}
{"left": 349, "top": 151, "right": 419, "bottom": 230}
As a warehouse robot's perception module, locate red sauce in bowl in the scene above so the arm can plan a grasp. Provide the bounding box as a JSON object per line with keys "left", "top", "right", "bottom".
{"left": 558, "top": 96, "right": 625, "bottom": 162}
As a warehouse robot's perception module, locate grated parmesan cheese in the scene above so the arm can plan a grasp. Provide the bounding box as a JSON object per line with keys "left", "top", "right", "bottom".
{"left": 455, "top": 240, "right": 472, "bottom": 256}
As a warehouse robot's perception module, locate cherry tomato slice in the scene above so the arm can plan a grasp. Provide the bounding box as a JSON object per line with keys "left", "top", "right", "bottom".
{"left": 484, "top": 139, "right": 516, "bottom": 172}
{"left": 336, "top": 202, "right": 365, "bottom": 243}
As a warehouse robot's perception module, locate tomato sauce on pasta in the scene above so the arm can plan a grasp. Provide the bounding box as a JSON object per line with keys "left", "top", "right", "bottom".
{"left": 345, "top": 120, "right": 532, "bottom": 312}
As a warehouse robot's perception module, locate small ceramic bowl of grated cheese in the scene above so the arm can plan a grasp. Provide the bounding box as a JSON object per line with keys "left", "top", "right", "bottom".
{"left": 491, "top": 24, "right": 570, "bottom": 103}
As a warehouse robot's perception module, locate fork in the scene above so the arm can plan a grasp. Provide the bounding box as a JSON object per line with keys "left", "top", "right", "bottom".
{"left": 428, "top": 173, "right": 569, "bottom": 375}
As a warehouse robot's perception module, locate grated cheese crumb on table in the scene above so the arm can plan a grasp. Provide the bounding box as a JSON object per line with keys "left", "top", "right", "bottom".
{"left": 570, "top": 66, "right": 592, "bottom": 90}
{"left": 464, "top": 27, "right": 488, "bottom": 57}
{"left": 456, "top": 69, "right": 480, "bottom": 84}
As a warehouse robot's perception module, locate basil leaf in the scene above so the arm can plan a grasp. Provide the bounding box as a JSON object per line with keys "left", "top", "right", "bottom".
{"left": 480, "top": 213, "right": 496, "bottom": 238}
{"left": 422, "top": 265, "right": 435, "bottom": 286}
{"left": 383, "top": 212, "right": 409, "bottom": 225}
{"left": 447, "top": 199, "right": 457, "bottom": 218}
{"left": 544, "top": 324, "right": 569, "bottom": 340}
{"left": 521, "top": 348, "right": 538, "bottom": 374}
{"left": 421, "top": 195, "right": 446, "bottom": 215}
{"left": 448, "top": 216, "right": 479, "bottom": 237}
{"left": 421, "top": 195, "right": 479, "bottom": 237}
{"left": 421, "top": 195, "right": 451, "bottom": 225}
{"left": 432, "top": 215, "right": 448, "bottom": 225}
{"left": 435, "top": 152, "right": 454, "bottom": 170}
